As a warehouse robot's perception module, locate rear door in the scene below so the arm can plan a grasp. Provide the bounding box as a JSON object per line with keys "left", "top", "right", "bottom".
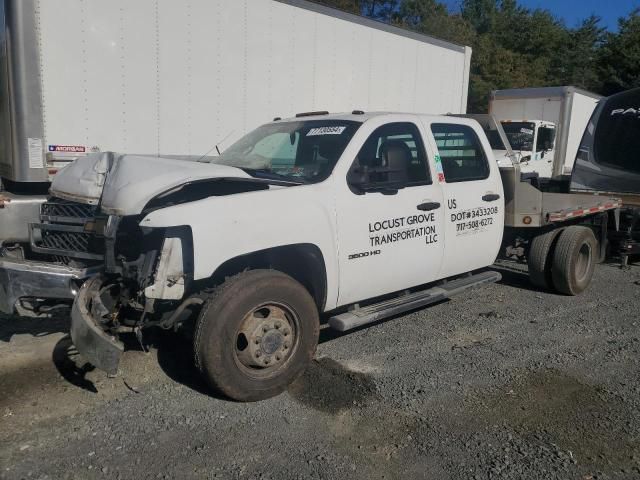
{"left": 422, "top": 120, "right": 504, "bottom": 278}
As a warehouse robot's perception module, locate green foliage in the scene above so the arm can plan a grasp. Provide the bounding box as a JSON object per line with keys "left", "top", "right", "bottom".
{"left": 317, "top": 0, "right": 640, "bottom": 111}
{"left": 398, "top": 0, "right": 475, "bottom": 45}
{"left": 599, "top": 9, "right": 640, "bottom": 95}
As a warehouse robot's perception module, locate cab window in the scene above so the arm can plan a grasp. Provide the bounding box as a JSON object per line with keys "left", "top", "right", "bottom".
{"left": 431, "top": 123, "right": 490, "bottom": 183}
{"left": 349, "top": 122, "right": 431, "bottom": 188}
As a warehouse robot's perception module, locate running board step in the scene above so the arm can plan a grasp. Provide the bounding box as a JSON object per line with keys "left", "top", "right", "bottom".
{"left": 329, "top": 270, "right": 501, "bottom": 332}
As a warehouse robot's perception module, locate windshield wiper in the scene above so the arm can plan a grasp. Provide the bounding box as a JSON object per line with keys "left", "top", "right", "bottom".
{"left": 239, "top": 168, "right": 307, "bottom": 185}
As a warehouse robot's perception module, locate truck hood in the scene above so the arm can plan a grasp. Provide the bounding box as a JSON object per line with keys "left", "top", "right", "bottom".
{"left": 51, "top": 152, "right": 254, "bottom": 215}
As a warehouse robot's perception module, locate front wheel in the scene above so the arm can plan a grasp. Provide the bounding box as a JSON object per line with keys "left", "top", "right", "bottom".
{"left": 194, "top": 270, "right": 319, "bottom": 401}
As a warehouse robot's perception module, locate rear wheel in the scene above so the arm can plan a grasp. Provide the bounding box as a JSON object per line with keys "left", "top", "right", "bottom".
{"left": 194, "top": 270, "right": 319, "bottom": 401}
{"left": 527, "top": 228, "right": 564, "bottom": 291}
{"left": 551, "top": 226, "right": 597, "bottom": 296}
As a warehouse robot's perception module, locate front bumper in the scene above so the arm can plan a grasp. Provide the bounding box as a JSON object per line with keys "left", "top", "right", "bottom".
{"left": 0, "top": 257, "right": 99, "bottom": 314}
{"left": 70, "top": 275, "right": 124, "bottom": 375}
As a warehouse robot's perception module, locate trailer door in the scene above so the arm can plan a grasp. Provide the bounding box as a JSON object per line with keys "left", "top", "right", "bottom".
{"left": 426, "top": 121, "right": 504, "bottom": 278}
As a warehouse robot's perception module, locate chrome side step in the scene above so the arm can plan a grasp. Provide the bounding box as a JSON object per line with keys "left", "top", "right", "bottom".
{"left": 329, "top": 270, "right": 501, "bottom": 332}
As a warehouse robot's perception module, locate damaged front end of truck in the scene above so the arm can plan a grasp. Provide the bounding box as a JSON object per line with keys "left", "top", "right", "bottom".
{"left": 49, "top": 151, "right": 271, "bottom": 374}
{"left": 70, "top": 221, "right": 196, "bottom": 375}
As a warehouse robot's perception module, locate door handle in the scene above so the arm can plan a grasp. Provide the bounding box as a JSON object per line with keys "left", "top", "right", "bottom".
{"left": 482, "top": 193, "right": 501, "bottom": 202}
{"left": 416, "top": 202, "right": 441, "bottom": 211}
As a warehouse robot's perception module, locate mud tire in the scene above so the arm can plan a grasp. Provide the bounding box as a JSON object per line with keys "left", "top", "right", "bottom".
{"left": 551, "top": 226, "right": 597, "bottom": 296}
{"left": 528, "top": 228, "right": 564, "bottom": 291}
{"left": 193, "top": 270, "right": 319, "bottom": 402}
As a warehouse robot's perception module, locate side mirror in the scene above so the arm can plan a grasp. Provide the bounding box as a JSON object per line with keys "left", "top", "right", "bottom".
{"left": 347, "top": 165, "right": 399, "bottom": 195}
{"left": 347, "top": 166, "right": 371, "bottom": 188}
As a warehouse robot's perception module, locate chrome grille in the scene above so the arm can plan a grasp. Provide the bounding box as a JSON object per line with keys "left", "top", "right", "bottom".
{"left": 30, "top": 198, "right": 104, "bottom": 263}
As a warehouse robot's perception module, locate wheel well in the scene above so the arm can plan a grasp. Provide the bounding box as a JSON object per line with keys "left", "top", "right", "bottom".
{"left": 203, "top": 244, "right": 327, "bottom": 310}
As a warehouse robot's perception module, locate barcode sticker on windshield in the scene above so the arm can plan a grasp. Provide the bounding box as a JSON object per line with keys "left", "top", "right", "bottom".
{"left": 520, "top": 128, "right": 534, "bottom": 135}
{"left": 307, "top": 126, "right": 347, "bottom": 136}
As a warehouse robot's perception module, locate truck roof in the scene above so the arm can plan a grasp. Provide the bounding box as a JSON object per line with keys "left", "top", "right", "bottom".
{"left": 275, "top": 111, "right": 474, "bottom": 124}
{"left": 277, "top": 0, "right": 468, "bottom": 53}
{"left": 491, "top": 86, "right": 602, "bottom": 101}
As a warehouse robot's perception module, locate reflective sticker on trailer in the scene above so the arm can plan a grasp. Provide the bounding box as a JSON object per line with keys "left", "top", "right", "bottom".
{"left": 48, "top": 145, "right": 86, "bottom": 153}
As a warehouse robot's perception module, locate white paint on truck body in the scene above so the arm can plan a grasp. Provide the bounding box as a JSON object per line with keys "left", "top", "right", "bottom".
{"left": 136, "top": 113, "right": 504, "bottom": 309}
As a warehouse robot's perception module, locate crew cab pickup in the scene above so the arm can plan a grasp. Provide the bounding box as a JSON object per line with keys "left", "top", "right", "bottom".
{"left": 12, "top": 112, "right": 620, "bottom": 401}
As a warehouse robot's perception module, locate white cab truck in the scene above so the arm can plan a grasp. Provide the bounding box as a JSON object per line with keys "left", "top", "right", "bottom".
{"left": 490, "top": 87, "right": 601, "bottom": 180}
{"left": 0, "top": 0, "right": 471, "bottom": 259}
{"left": 24, "top": 111, "right": 615, "bottom": 402}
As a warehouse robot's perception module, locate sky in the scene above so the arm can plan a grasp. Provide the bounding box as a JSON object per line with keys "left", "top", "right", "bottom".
{"left": 444, "top": 0, "right": 640, "bottom": 30}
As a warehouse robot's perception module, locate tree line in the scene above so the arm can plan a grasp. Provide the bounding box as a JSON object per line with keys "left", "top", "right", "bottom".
{"left": 316, "top": 0, "right": 640, "bottom": 112}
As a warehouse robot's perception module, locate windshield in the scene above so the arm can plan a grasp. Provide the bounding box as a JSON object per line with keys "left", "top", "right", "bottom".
{"left": 212, "top": 120, "right": 361, "bottom": 184}
{"left": 501, "top": 122, "right": 535, "bottom": 151}
{"left": 484, "top": 128, "right": 507, "bottom": 150}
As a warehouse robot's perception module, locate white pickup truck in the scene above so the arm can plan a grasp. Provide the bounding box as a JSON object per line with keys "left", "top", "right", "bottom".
{"left": 5, "top": 112, "right": 621, "bottom": 401}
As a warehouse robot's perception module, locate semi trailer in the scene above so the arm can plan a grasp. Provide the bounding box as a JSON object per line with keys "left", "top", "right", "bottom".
{"left": 0, "top": 0, "right": 472, "bottom": 194}
{"left": 0, "top": 0, "right": 472, "bottom": 311}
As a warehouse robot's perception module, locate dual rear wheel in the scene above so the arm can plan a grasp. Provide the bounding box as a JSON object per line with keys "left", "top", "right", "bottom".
{"left": 528, "top": 225, "right": 598, "bottom": 295}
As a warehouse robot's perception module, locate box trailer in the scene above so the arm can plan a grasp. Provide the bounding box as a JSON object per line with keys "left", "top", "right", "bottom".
{"left": 0, "top": 0, "right": 471, "bottom": 249}
{"left": 489, "top": 87, "right": 601, "bottom": 179}
{"left": 0, "top": 0, "right": 471, "bottom": 190}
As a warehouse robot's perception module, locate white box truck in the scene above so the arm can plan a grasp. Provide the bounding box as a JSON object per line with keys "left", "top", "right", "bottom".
{"left": 0, "top": 0, "right": 472, "bottom": 305}
{"left": 489, "top": 87, "right": 601, "bottom": 180}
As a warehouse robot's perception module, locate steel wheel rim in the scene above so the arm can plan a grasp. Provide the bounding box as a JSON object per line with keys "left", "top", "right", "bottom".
{"left": 233, "top": 302, "right": 300, "bottom": 379}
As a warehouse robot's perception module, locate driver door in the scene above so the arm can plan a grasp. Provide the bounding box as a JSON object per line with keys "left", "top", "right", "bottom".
{"left": 334, "top": 121, "right": 445, "bottom": 307}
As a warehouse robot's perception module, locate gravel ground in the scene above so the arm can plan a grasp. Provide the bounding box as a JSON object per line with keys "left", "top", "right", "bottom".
{"left": 1, "top": 260, "right": 639, "bottom": 480}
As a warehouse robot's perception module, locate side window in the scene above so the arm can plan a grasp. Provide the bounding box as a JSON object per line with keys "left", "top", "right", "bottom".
{"left": 431, "top": 123, "right": 490, "bottom": 183}
{"left": 350, "top": 122, "right": 431, "bottom": 187}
